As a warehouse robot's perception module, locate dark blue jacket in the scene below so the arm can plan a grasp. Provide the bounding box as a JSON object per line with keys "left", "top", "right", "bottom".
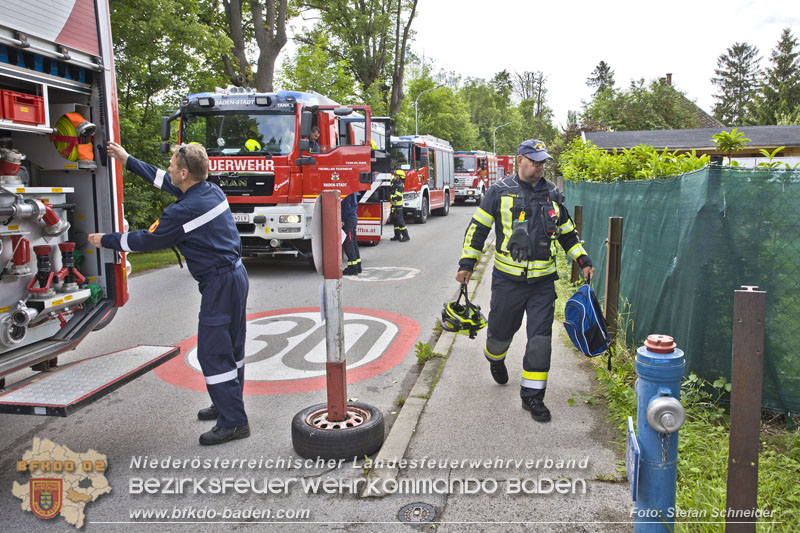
{"left": 101, "top": 157, "right": 241, "bottom": 280}
{"left": 341, "top": 192, "right": 358, "bottom": 220}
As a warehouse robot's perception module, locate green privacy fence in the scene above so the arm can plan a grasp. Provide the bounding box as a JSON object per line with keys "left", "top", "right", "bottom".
{"left": 564, "top": 166, "right": 800, "bottom": 413}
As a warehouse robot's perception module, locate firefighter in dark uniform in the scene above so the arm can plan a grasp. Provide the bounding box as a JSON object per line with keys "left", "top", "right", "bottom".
{"left": 90, "top": 141, "right": 250, "bottom": 445}
{"left": 456, "top": 139, "right": 595, "bottom": 422}
{"left": 342, "top": 192, "right": 362, "bottom": 275}
{"left": 390, "top": 169, "right": 410, "bottom": 242}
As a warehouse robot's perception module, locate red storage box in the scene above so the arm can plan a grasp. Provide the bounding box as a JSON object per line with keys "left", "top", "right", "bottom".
{"left": 1, "top": 90, "right": 46, "bottom": 125}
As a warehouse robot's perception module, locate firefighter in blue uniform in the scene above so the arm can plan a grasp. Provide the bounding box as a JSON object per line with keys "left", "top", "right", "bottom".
{"left": 456, "top": 139, "right": 595, "bottom": 422}
{"left": 90, "top": 141, "right": 250, "bottom": 445}
{"left": 390, "top": 169, "right": 410, "bottom": 242}
{"left": 341, "top": 192, "right": 362, "bottom": 275}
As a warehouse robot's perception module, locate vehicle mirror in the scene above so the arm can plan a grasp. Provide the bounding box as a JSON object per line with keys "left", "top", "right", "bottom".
{"left": 298, "top": 139, "right": 310, "bottom": 152}
{"left": 160, "top": 141, "right": 170, "bottom": 154}
{"left": 161, "top": 116, "right": 170, "bottom": 141}
{"left": 300, "top": 111, "right": 313, "bottom": 138}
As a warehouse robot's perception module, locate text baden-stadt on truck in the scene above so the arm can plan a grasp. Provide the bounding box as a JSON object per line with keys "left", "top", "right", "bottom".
{"left": 453, "top": 150, "right": 499, "bottom": 204}
{"left": 162, "top": 87, "right": 390, "bottom": 257}
{"left": 0, "top": 1, "right": 182, "bottom": 416}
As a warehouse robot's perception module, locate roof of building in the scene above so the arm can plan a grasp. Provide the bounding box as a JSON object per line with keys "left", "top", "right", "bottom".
{"left": 583, "top": 125, "right": 800, "bottom": 151}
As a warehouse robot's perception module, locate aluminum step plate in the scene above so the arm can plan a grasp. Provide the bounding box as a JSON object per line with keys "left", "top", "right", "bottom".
{"left": 0, "top": 345, "right": 179, "bottom": 416}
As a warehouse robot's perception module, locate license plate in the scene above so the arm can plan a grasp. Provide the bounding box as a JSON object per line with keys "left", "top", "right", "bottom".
{"left": 233, "top": 213, "right": 249, "bottom": 223}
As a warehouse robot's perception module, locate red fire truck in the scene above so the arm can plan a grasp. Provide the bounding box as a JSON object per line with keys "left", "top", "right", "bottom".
{"left": 453, "top": 150, "right": 498, "bottom": 204}
{"left": 356, "top": 134, "right": 454, "bottom": 243}
{"left": 0, "top": 1, "right": 167, "bottom": 413}
{"left": 497, "top": 155, "right": 516, "bottom": 179}
{"left": 161, "top": 88, "right": 389, "bottom": 257}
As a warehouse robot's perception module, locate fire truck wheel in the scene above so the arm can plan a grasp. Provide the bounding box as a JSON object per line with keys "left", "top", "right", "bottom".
{"left": 432, "top": 192, "right": 450, "bottom": 216}
{"left": 291, "top": 402, "right": 385, "bottom": 460}
{"left": 414, "top": 196, "right": 429, "bottom": 224}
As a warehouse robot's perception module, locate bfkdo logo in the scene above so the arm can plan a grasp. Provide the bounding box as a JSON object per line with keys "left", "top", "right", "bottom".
{"left": 12, "top": 438, "right": 111, "bottom": 528}
{"left": 31, "top": 479, "right": 63, "bottom": 519}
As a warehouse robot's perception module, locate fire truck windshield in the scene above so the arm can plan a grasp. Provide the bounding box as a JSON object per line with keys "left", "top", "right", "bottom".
{"left": 454, "top": 155, "right": 477, "bottom": 172}
{"left": 183, "top": 111, "right": 296, "bottom": 156}
{"left": 389, "top": 142, "right": 412, "bottom": 169}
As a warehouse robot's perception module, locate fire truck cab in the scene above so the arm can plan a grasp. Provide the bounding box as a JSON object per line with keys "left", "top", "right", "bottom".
{"left": 162, "top": 88, "right": 389, "bottom": 258}
{"left": 453, "top": 150, "right": 498, "bottom": 204}
{"left": 386, "top": 134, "right": 454, "bottom": 224}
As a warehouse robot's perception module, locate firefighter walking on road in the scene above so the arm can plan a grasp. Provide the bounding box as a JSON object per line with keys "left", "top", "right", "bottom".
{"left": 90, "top": 141, "right": 250, "bottom": 446}
{"left": 455, "top": 139, "right": 594, "bottom": 423}
{"left": 390, "top": 169, "right": 410, "bottom": 242}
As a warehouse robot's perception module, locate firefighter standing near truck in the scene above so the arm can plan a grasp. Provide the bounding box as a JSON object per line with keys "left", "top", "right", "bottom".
{"left": 390, "top": 169, "right": 410, "bottom": 242}
{"left": 455, "top": 139, "right": 594, "bottom": 422}
{"left": 341, "top": 192, "right": 362, "bottom": 275}
{"left": 89, "top": 141, "right": 250, "bottom": 445}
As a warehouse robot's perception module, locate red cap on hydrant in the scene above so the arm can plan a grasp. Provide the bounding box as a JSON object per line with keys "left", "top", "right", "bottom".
{"left": 645, "top": 334, "right": 676, "bottom": 353}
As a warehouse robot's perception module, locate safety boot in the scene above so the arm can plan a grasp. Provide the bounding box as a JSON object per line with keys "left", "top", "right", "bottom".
{"left": 390, "top": 230, "right": 401, "bottom": 241}
{"left": 197, "top": 405, "right": 218, "bottom": 421}
{"left": 199, "top": 424, "right": 251, "bottom": 445}
{"left": 522, "top": 397, "right": 551, "bottom": 422}
{"left": 489, "top": 360, "right": 508, "bottom": 384}
{"left": 343, "top": 266, "right": 359, "bottom": 276}
{"left": 399, "top": 229, "right": 411, "bottom": 242}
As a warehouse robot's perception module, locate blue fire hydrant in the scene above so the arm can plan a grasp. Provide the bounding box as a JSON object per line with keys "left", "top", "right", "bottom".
{"left": 632, "top": 334, "right": 686, "bottom": 532}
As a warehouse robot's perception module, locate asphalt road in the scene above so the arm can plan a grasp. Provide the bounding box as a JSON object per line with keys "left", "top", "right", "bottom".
{"left": 0, "top": 202, "right": 479, "bottom": 531}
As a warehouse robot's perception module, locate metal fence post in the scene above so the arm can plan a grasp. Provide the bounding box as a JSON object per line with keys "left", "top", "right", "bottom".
{"left": 725, "top": 286, "right": 766, "bottom": 533}
{"left": 570, "top": 205, "right": 583, "bottom": 283}
{"left": 605, "top": 217, "right": 623, "bottom": 339}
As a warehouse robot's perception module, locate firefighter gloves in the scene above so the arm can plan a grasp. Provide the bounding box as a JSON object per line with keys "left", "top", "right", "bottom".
{"left": 508, "top": 227, "right": 532, "bottom": 262}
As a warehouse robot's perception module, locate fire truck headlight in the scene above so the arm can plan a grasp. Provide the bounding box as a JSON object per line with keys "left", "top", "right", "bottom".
{"left": 279, "top": 215, "right": 301, "bottom": 224}
{"left": 404, "top": 192, "right": 418, "bottom": 200}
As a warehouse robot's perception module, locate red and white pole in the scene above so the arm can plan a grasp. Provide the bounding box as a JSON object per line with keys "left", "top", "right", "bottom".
{"left": 320, "top": 190, "right": 347, "bottom": 421}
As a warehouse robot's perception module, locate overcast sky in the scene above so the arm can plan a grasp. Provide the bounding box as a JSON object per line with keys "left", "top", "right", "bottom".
{"left": 411, "top": 0, "right": 799, "bottom": 128}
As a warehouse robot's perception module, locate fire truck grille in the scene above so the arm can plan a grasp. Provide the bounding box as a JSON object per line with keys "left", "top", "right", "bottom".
{"left": 209, "top": 174, "right": 276, "bottom": 196}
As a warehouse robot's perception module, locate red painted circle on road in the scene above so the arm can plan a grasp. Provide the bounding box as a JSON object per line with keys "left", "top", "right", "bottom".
{"left": 154, "top": 307, "right": 419, "bottom": 395}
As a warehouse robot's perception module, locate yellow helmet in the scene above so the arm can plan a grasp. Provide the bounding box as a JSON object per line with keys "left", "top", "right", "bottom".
{"left": 370, "top": 139, "right": 377, "bottom": 149}
{"left": 244, "top": 139, "right": 261, "bottom": 151}
{"left": 394, "top": 169, "right": 405, "bottom": 178}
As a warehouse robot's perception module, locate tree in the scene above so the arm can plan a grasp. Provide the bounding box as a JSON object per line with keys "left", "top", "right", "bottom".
{"left": 491, "top": 70, "right": 513, "bottom": 108}
{"left": 110, "top": 0, "right": 230, "bottom": 228}
{"left": 710, "top": 42, "right": 761, "bottom": 126}
{"left": 582, "top": 78, "right": 698, "bottom": 131}
{"left": 220, "top": 0, "right": 289, "bottom": 91}
{"left": 586, "top": 61, "right": 615, "bottom": 95}
{"left": 388, "top": 0, "right": 419, "bottom": 116}
{"left": 513, "top": 70, "right": 545, "bottom": 100}
{"left": 278, "top": 31, "right": 358, "bottom": 103}
{"left": 756, "top": 28, "right": 800, "bottom": 124}
{"left": 297, "top": 0, "right": 418, "bottom": 119}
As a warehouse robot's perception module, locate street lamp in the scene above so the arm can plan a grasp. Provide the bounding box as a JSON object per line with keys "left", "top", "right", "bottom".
{"left": 493, "top": 122, "right": 511, "bottom": 153}
{"left": 414, "top": 84, "right": 444, "bottom": 136}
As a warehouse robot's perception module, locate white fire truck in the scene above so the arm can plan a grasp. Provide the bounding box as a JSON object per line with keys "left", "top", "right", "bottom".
{"left": 0, "top": 1, "right": 178, "bottom": 416}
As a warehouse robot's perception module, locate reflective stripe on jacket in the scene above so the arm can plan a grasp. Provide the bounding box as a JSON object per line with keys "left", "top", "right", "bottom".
{"left": 459, "top": 175, "right": 590, "bottom": 283}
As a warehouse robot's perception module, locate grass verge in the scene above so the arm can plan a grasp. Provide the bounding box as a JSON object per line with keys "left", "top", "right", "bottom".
{"left": 554, "top": 252, "right": 800, "bottom": 532}
{"left": 127, "top": 249, "right": 183, "bottom": 276}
